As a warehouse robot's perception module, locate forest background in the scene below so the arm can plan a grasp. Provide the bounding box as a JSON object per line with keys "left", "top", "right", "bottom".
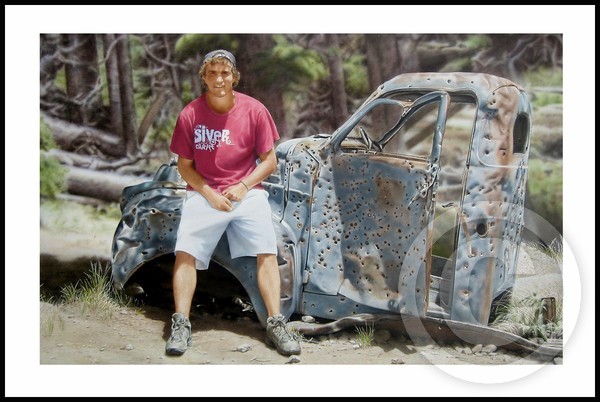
{"left": 5, "top": 6, "right": 594, "bottom": 398}
{"left": 37, "top": 31, "right": 564, "bottom": 237}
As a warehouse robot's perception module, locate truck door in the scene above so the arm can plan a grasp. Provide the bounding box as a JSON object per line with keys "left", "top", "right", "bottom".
{"left": 303, "top": 92, "right": 450, "bottom": 318}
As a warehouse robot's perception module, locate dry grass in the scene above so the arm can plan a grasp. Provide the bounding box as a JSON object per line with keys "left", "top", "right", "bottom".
{"left": 490, "top": 240, "right": 563, "bottom": 340}
{"left": 49, "top": 261, "right": 134, "bottom": 321}
{"left": 40, "top": 304, "right": 64, "bottom": 337}
{"left": 354, "top": 323, "right": 375, "bottom": 347}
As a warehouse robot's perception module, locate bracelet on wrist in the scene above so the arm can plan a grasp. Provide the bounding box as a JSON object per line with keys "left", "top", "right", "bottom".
{"left": 240, "top": 181, "right": 249, "bottom": 191}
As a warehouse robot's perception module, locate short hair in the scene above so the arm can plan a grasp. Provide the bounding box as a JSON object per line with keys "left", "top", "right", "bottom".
{"left": 199, "top": 57, "right": 240, "bottom": 88}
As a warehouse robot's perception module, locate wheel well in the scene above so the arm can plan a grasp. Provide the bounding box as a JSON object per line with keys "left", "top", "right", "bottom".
{"left": 124, "top": 254, "right": 257, "bottom": 320}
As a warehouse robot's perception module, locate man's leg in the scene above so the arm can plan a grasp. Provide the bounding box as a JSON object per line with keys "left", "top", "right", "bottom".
{"left": 173, "top": 251, "right": 197, "bottom": 316}
{"left": 257, "top": 254, "right": 280, "bottom": 317}
{"left": 259, "top": 253, "right": 301, "bottom": 355}
{"left": 166, "top": 251, "right": 196, "bottom": 356}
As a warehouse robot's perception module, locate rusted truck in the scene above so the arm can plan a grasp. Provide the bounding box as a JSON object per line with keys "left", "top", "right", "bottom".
{"left": 111, "top": 72, "right": 532, "bottom": 330}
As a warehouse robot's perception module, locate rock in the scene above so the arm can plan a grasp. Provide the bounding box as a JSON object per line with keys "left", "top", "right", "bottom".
{"left": 301, "top": 315, "right": 316, "bottom": 323}
{"left": 286, "top": 356, "right": 301, "bottom": 364}
{"left": 234, "top": 344, "right": 252, "bottom": 353}
{"left": 482, "top": 344, "right": 498, "bottom": 353}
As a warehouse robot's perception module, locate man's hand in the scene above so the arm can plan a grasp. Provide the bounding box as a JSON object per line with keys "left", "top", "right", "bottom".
{"left": 206, "top": 193, "right": 234, "bottom": 212}
{"left": 222, "top": 182, "right": 248, "bottom": 203}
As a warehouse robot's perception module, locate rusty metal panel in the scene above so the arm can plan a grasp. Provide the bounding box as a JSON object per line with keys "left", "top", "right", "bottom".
{"left": 277, "top": 141, "right": 321, "bottom": 260}
{"left": 368, "top": 72, "right": 522, "bottom": 106}
{"left": 112, "top": 184, "right": 185, "bottom": 289}
{"left": 300, "top": 292, "right": 392, "bottom": 320}
{"left": 309, "top": 153, "right": 432, "bottom": 316}
{"left": 448, "top": 84, "right": 531, "bottom": 325}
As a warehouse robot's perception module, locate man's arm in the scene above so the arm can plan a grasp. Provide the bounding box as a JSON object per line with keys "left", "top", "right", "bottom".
{"left": 222, "top": 148, "right": 277, "bottom": 201}
{"left": 242, "top": 148, "right": 277, "bottom": 189}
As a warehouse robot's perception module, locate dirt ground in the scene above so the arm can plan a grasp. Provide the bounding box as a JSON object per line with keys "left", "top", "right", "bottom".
{"left": 40, "top": 301, "right": 554, "bottom": 366}
{"left": 30, "top": 202, "right": 576, "bottom": 396}
{"left": 38, "top": 208, "right": 562, "bottom": 365}
{"left": 38, "top": 299, "right": 563, "bottom": 397}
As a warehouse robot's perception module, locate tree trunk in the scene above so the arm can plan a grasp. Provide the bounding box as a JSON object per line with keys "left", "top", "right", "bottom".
{"left": 189, "top": 59, "right": 203, "bottom": 98}
{"left": 116, "top": 34, "right": 138, "bottom": 156}
{"left": 364, "top": 34, "right": 402, "bottom": 138}
{"left": 137, "top": 92, "right": 169, "bottom": 146}
{"left": 365, "top": 34, "right": 401, "bottom": 91}
{"left": 162, "top": 34, "right": 182, "bottom": 97}
{"left": 135, "top": 34, "right": 183, "bottom": 147}
{"left": 397, "top": 34, "right": 422, "bottom": 73}
{"left": 102, "top": 34, "right": 124, "bottom": 141}
{"left": 40, "top": 34, "right": 63, "bottom": 84}
{"left": 236, "top": 34, "right": 288, "bottom": 139}
{"left": 62, "top": 34, "right": 103, "bottom": 126}
{"left": 325, "top": 34, "right": 349, "bottom": 128}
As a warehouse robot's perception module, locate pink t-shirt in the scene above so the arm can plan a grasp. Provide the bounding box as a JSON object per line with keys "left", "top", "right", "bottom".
{"left": 170, "top": 91, "right": 280, "bottom": 193}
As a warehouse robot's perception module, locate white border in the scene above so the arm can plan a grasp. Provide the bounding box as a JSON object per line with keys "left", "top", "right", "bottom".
{"left": 6, "top": 5, "right": 595, "bottom": 397}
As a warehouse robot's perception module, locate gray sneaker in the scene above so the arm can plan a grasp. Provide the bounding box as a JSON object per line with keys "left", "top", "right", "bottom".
{"left": 266, "top": 314, "right": 301, "bottom": 356}
{"left": 165, "top": 313, "right": 192, "bottom": 356}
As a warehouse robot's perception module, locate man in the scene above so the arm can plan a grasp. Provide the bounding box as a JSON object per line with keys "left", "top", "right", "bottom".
{"left": 166, "top": 49, "right": 300, "bottom": 356}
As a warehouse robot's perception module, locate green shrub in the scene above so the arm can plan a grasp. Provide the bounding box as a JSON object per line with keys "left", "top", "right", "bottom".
{"left": 344, "top": 54, "right": 369, "bottom": 97}
{"left": 40, "top": 118, "right": 57, "bottom": 151}
{"left": 465, "top": 34, "right": 493, "bottom": 49}
{"left": 526, "top": 158, "right": 562, "bottom": 234}
{"left": 532, "top": 92, "right": 563, "bottom": 108}
{"left": 40, "top": 118, "right": 67, "bottom": 198}
{"left": 523, "top": 67, "right": 562, "bottom": 87}
{"left": 40, "top": 156, "right": 67, "bottom": 198}
{"left": 523, "top": 67, "right": 563, "bottom": 108}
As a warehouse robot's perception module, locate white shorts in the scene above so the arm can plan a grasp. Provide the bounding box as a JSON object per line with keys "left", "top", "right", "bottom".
{"left": 175, "top": 189, "right": 278, "bottom": 270}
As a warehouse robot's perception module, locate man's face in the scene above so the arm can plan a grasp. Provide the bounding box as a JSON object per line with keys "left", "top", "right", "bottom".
{"left": 203, "top": 61, "right": 234, "bottom": 97}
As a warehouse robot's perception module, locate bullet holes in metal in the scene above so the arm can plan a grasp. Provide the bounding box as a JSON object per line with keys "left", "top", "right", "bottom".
{"left": 476, "top": 221, "right": 489, "bottom": 237}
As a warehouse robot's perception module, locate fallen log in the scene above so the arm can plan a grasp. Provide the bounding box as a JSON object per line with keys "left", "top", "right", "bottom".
{"left": 42, "top": 113, "right": 124, "bottom": 158}
{"left": 65, "top": 165, "right": 148, "bottom": 203}
{"left": 44, "top": 149, "right": 138, "bottom": 171}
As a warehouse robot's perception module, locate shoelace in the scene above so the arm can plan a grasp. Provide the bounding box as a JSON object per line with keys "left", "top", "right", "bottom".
{"left": 169, "top": 320, "right": 189, "bottom": 341}
{"left": 272, "top": 320, "right": 295, "bottom": 342}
